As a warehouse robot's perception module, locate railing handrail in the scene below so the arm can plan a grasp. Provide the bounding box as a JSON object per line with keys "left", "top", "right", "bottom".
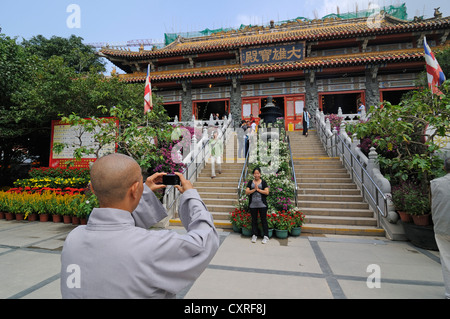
{"left": 163, "top": 115, "right": 233, "bottom": 217}
{"left": 314, "top": 111, "right": 388, "bottom": 226}
{"left": 286, "top": 135, "right": 298, "bottom": 207}
{"left": 335, "top": 131, "right": 388, "bottom": 220}
{"left": 237, "top": 142, "right": 250, "bottom": 199}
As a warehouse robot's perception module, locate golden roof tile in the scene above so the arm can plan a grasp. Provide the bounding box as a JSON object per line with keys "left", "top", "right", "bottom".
{"left": 118, "top": 47, "right": 431, "bottom": 83}
{"left": 101, "top": 15, "right": 450, "bottom": 59}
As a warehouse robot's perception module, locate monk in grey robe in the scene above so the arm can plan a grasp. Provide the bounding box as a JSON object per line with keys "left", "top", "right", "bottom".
{"left": 60, "top": 153, "right": 219, "bottom": 298}
{"left": 431, "top": 157, "right": 450, "bottom": 299}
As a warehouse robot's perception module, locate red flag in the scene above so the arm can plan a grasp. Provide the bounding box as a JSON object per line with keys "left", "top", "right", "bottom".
{"left": 144, "top": 64, "right": 153, "bottom": 113}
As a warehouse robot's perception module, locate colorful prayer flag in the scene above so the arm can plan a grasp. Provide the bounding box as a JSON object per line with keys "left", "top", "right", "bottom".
{"left": 423, "top": 36, "right": 446, "bottom": 94}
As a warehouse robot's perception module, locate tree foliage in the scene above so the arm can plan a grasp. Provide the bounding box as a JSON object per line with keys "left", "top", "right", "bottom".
{"left": 21, "top": 35, "right": 105, "bottom": 73}
{"left": 0, "top": 32, "right": 144, "bottom": 186}
{"left": 350, "top": 81, "right": 450, "bottom": 192}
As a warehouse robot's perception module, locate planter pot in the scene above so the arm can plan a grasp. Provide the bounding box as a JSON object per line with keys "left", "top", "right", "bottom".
{"left": 39, "top": 214, "right": 49, "bottom": 222}
{"left": 52, "top": 214, "right": 62, "bottom": 223}
{"left": 232, "top": 224, "right": 241, "bottom": 233}
{"left": 0, "top": 211, "right": 5, "bottom": 219}
{"left": 268, "top": 228, "right": 273, "bottom": 238}
{"left": 80, "top": 218, "right": 87, "bottom": 225}
{"left": 290, "top": 227, "right": 302, "bottom": 237}
{"left": 241, "top": 227, "right": 252, "bottom": 237}
{"left": 72, "top": 216, "right": 80, "bottom": 225}
{"left": 15, "top": 213, "right": 24, "bottom": 221}
{"left": 397, "top": 211, "right": 413, "bottom": 223}
{"left": 412, "top": 214, "right": 430, "bottom": 226}
{"left": 401, "top": 221, "right": 438, "bottom": 251}
{"left": 27, "top": 213, "right": 38, "bottom": 222}
{"left": 275, "top": 229, "right": 289, "bottom": 239}
{"left": 63, "top": 215, "right": 72, "bottom": 224}
{"left": 5, "top": 212, "right": 14, "bottom": 220}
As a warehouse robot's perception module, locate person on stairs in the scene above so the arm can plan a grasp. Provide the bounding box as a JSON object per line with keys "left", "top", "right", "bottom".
{"left": 210, "top": 130, "right": 223, "bottom": 179}
{"left": 246, "top": 167, "right": 270, "bottom": 244}
{"left": 303, "top": 107, "right": 311, "bottom": 137}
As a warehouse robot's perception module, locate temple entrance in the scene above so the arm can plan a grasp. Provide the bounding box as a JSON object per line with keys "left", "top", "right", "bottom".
{"left": 319, "top": 91, "right": 364, "bottom": 115}
{"left": 164, "top": 103, "right": 181, "bottom": 121}
{"left": 193, "top": 99, "right": 230, "bottom": 120}
{"left": 380, "top": 88, "right": 414, "bottom": 105}
{"left": 242, "top": 94, "right": 305, "bottom": 130}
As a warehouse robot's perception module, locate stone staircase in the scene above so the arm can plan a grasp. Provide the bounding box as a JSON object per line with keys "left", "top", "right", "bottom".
{"left": 169, "top": 129, "right": 385, "bottom": 237}
{"left": 288, "top": 130, "right": 385, "bottom": 237}
{"left": 169, "top": 134, "right": 241, "bottom": 230}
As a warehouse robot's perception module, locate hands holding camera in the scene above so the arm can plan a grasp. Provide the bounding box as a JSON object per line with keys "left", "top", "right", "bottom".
{"left": 145, "top": 172, "right": 193, "bottom": 194}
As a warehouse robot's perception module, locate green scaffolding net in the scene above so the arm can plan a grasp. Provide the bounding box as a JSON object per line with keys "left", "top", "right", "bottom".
{"left": 164, "top": 3, "right": 408, "bottom": 46}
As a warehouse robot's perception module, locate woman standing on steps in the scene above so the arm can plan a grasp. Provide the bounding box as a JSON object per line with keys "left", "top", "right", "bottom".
{"left": 303, "top": 107, "right": 311, "bottom": 137}
{"left": 245, "top": 168, "right": 270, "bottom": 244}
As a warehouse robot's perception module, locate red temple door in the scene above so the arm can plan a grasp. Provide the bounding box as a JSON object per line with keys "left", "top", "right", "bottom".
{"left": 285, "top": 95, "right": 305, "bottom": 131}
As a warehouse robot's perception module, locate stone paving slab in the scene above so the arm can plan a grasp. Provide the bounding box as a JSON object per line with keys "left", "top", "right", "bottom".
{"left": 0, "top": 219, "right": 446, "bottom": 299}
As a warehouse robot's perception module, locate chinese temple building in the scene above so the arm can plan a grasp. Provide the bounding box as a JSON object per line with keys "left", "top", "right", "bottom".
{"left": 99, "top": 6, "right": 450, "bottom": 131}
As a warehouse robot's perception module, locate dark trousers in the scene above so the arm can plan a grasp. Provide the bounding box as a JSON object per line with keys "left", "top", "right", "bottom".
{"left": 303, "top": 120, "right": 308, "bottom": 135}
{"left": 250, "top": 207, "right": 269, "bottom": 237}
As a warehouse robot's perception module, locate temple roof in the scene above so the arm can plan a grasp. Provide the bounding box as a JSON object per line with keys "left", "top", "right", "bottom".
{"left": 100, "top": 15, "right": 450, "bottom": 60}
{"left": 117, "top": 47, "right": 428, "bottom": 83}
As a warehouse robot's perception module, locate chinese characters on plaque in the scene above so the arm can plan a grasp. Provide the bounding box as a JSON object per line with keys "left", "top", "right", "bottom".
{"left": 49, "top": 119, "right": 118, "bottom": 168}
{"left": 240, "top": 42, "right": 305, "bottom": 66}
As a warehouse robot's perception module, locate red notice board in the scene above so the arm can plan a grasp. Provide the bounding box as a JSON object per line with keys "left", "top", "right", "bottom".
{"left": 49, "top": 118, "right": 119, "bottom": 168}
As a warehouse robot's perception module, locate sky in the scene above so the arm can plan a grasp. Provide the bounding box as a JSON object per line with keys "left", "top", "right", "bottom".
{"left": 1, "top": 0, "right": 450, "bottom": 73}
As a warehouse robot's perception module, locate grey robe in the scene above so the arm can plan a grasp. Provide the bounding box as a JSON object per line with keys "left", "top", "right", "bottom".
{"left": 431, "top": 174, "right": 450, "bottom": 236}
{"left": 60, "top": 185, "right": 219, "bottom": 299}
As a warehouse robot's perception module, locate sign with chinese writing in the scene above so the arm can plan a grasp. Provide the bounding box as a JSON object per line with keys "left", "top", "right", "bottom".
{"left": 49, "top": 118, "right": 118, "bottom": 168}
{"left": 240, "top": 42, "right": 305, "bottom": 66}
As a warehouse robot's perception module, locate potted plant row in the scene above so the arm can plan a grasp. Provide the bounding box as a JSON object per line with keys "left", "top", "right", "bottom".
{"left": 229, "top": 208, "right": 305, "bottom": 239}
{"left": 0, "top": 191, "right": 97, "bottom": 225}
{"left": 391, "top": 181, "right": 431, "bottom": 226}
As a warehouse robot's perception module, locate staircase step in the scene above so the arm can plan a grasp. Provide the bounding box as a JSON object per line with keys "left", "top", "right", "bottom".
{"left": 301, "top": 224, "right": 385, "bottom": 236}
{"left": 298, "top": 194, "right": 364, "bottom": 202}
{"left": 196, "top": 176, "right": 240, "bottom": 182}
{"left": 298, "top": 177, "right": 353, "bottom": 184}
{"left": 199, "top": 192, "right": 237, "bottom": 199}
{"left": 295, "top": 172, "right": 350, "bottom": 178}
{"left": 299, "top": 207, "right": 373, "bottom": 217}
{"left": 298, "top": 188, "right": 362, "bottom": 196}
{"left": 194, "top": 181, "right": 237, "bottom": 187}
{"left": 298, "top": 182, "right": 357, "bottom": 189}
{"left": 305, "top": 215, "right": 378, "bottom": 226}
{"left": 203, "top": 198, "right": 237, "bottom": 206}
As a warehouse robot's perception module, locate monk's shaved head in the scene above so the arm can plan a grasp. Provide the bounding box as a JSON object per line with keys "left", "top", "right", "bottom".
{"left": 90, "top": 154, "right": 142, "bottom": 206}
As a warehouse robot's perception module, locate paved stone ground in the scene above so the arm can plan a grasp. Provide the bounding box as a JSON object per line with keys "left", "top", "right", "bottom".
{"left": 0, "top": 219, "right": 445, "bottom": 299}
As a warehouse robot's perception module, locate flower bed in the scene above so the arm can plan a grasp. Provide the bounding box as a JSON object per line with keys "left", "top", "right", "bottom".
{"left": 0, "top": 191, "right": 97, "bottom": 223}
{"left": 13, "top": 176, "right": 89, "bottom": 189}
{"left": 0, "top": 166, "right": 96, "bottom": 223}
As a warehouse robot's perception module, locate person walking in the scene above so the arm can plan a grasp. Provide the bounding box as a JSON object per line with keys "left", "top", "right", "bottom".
{"left": 237, "top": 120, "right": 247, "bottom": 159}
{"left": 210, "top": 130, "right": 223, "bottom": 178}
{"left": 245, "top": 167, "right": 270, "bottom": 244}
{"left": 60, "top": 153, "right": 219, "bottom": 299}
{"left": 430, "top": 157, "right": 450, "bottom": 299}
{"left": 358, "top": 101, "right": 366, "bottom": 114}
{"left": 303, "top": 107, "right": 311, "bottom": 137}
